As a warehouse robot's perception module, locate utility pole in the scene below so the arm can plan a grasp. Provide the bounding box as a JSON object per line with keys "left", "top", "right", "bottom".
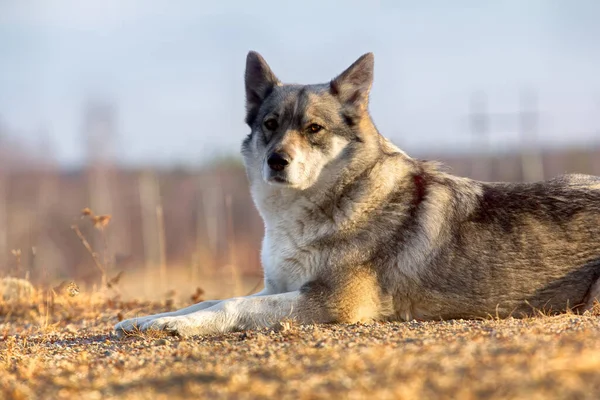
{"left": 465, "top": 88, "right": 546, "bottom": 183}
{"left": 593, "top": 95, "right": 600, "bottom": 175}
{"left": 468, "top": 91, "right": 491, "bottom": 181}
{"left": 83, "top": 100, "right": 118, "bottom": 278}
{"left": 84, "top": 100, "right": 116, "bottom": 214}
{"left": 518, "top": 89, "right": 545, "bottom": 182}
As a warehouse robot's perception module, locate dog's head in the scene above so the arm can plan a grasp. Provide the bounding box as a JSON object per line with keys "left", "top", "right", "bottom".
{"left": 241, "top": 51, "right": 377, "bottom": 191}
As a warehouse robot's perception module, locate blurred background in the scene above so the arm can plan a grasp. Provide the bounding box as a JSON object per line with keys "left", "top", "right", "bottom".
{"left": 0, "top": 1, "right": 599, "bottom": 300}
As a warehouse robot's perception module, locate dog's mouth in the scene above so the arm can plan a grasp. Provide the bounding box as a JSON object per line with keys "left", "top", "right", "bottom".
{"left": 262, "top": 162, "right": 297, "bottom": 187}
{"left": 267, "top": 175, "right": 292, "bottom": 186}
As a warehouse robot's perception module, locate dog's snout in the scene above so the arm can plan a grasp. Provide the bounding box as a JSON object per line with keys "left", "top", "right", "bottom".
{"left": 267, "top": 152, "right": 291, "bottom": 172}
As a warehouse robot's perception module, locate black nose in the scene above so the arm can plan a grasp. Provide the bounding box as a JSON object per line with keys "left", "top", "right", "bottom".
{"left": 267, "top": 152, "right": 291, "bottom": 171}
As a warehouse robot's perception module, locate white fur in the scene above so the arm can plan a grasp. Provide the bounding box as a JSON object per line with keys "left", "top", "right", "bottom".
{"left": 135, "top": 291, "right": 302, "bottom": 337}
{"left": 115, "top": 289, "right": 270, "bottom": 335}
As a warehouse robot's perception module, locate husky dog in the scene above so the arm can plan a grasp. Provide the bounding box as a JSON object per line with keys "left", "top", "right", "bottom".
{"left": 115, "top": 52, "right": 600, "bottom": 337}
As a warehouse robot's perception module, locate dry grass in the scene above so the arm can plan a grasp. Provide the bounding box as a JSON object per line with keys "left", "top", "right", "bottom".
{"left": 3, "top": 209, "right": 600, "bottom": 399}
{"left": 2, "top": 289, "right": 600, "bottom": 400}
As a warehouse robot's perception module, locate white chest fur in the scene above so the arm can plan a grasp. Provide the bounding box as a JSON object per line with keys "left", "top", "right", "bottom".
{"left": 261, "top": 226, "right": 324, "bottom": 293}
{"left": 253, "top": 183, "right": 336, "bottom": 294}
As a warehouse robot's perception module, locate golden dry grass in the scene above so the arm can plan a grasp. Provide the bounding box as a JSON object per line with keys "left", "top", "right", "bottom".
{"left": 2, "top": 287, "right": 600, "bottom": 400}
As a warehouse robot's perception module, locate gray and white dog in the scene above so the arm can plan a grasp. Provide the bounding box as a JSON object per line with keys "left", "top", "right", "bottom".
{"left": 115, "top": 52, "right": 600, "bottom": 337}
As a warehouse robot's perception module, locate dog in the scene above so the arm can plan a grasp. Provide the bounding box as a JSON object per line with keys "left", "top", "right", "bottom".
{"left": 115, "top": 51, "right": 600, "bottom": 337}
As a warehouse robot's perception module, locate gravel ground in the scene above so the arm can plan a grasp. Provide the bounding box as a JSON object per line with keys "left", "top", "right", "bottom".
{"left": 3, "top": 293, "right": 600, "bottom": 399}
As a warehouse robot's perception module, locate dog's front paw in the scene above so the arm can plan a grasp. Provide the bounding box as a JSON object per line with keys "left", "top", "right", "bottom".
{"left": 114, "top": 315, "right": 199, "bottom": 337}
{"left": 114, "top": 316, "right": 152, "bottom": 336}
{"left": 140, "top": 316, "right": 207, "bottom": 337}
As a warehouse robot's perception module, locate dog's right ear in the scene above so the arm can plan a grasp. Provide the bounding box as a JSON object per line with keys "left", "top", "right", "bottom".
{"left": 330, "top": 53, "right": 374, "bottom": 112}
{"left": 245, "top": 51, "right": 280, "bottom": 126}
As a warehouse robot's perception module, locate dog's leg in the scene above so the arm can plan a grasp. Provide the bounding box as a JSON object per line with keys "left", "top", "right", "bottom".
{"left": 137, "top": 268, "right": 385, "bottom": 337}
{"left": 114, "top": 288, "right": 272, "bottom": 335}
{"left": 137, "top": 291, "right": 307, "bottom": 337}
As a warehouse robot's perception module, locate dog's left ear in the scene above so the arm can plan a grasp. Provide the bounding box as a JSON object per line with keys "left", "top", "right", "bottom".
{"left": 245, "top": 51, "right": 280, "bottom": 126}
{"left": 330, "top": 53, "right": 374, "bottom": 110}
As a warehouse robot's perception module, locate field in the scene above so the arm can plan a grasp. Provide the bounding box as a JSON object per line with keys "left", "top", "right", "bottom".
{"left": 3, "top": 283, "right": 600, "bottom": 400}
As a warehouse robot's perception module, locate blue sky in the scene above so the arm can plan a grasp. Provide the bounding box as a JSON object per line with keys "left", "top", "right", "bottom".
{"left": 0, "top": 1, "right": 599, "bottom": 167}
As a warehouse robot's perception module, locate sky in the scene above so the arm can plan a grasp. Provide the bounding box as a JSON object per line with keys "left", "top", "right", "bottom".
{"left": 0, "top": 0, "right": 599, "bottom": 167}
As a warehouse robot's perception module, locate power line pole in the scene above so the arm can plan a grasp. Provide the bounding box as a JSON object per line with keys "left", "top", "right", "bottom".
{"left": 593, "top": 95, "right": 600, "bottom": 175}
{"left": 518, "top": 89, "right": 545, "bottom": 182}
{"left": 469, "top": 91, "right": 491, "bottom": 181}
{"left": 83, "top": 99, "right": 118, "bottom": 279}
{"left": 465, "top": 88, "right": 546, "bottom": 182}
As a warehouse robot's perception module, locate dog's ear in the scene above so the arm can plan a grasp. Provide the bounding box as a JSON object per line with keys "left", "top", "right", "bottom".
{"left": 330, "top": 53, "right": 374, "bottom": 110}
{"left": 245, "top": 51, "right": 280, "bottom": 125}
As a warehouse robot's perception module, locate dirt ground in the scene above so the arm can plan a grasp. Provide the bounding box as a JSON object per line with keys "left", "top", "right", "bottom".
{"left": 3, "top": 291, "right": 600, "bottom": 400}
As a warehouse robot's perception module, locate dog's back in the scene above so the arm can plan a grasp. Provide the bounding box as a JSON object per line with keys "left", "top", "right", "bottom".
{"left": 405, "top": 172, "right": 600, "bottom": 320}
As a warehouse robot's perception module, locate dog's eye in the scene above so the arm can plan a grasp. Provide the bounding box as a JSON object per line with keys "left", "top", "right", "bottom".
{"left": 308, "top": 124, "right": 323, "bottom": 134}
{"left": 264, "top": 119, "right": 278, "bottom": 131}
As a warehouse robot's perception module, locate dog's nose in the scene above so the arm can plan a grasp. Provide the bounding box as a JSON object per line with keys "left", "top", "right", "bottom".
{"left": 267, "top": 152, "right": 291, "bottom": 171}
